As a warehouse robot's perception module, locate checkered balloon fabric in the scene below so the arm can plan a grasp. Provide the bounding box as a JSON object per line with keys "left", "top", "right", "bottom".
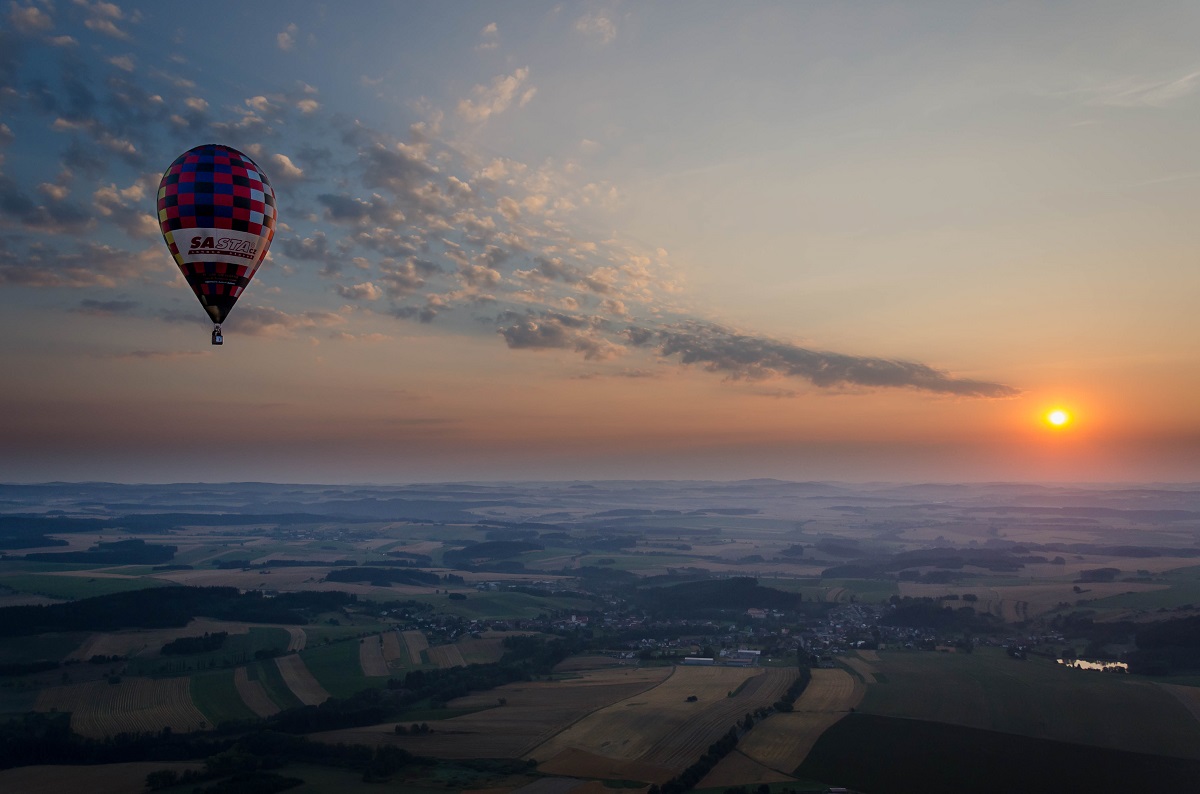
{"left": 157, "top": 144, "right": 277, "bottom": 324}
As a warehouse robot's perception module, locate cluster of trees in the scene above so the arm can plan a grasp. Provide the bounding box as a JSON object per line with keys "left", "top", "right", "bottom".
{"left": 162, "top": 632, "right": 228, "bottom": 655}
{"left": 882, "top": 597, "right": 1002, "bottom": 633}
{"left": 649, "top": 727, "right": 739, "bottom": 794}
{"left": 634, "top": 577, "right": 801, "bottom": 617}
{"left": 23, "top": 539, "right": 177, "bottom": 565}
{"left": 0, "top": 587, "right": 357, "bottom": 636}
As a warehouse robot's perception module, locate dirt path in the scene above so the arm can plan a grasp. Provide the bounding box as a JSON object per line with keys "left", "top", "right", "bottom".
{"left": 234, "top": 666, "right": 280, "bottom": 717}
{"left": 275, "top": 654, "right": 330, "bottom": 706}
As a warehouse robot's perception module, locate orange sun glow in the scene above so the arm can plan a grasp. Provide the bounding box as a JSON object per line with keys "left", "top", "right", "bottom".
{"left": 1046, "top": 409, "right": 1070, "bottom": 427}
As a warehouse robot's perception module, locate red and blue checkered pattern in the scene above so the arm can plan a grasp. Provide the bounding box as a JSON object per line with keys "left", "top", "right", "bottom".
{"left": 157, "top": 144, "right": 278, "bottom": 324}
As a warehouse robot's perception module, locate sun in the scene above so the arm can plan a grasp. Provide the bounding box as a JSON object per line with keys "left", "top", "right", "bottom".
{"left": 1046, "top": 409, "right": 1070, "bottom": 427}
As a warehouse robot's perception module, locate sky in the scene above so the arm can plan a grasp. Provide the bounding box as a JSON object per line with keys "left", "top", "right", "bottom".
{"left": 2, "top": 0, "right": 1199, "bottom": 484}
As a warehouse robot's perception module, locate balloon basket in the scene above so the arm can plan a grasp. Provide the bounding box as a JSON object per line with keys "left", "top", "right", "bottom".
{"left": 211, "top": 325, "right": 223, "bottom": 346}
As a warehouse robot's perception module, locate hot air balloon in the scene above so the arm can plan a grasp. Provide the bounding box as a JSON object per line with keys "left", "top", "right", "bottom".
{"left": 157, "top": 144, "right": 277, "bottom": 345}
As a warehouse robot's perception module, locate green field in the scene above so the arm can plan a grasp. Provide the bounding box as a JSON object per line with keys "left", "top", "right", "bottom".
{"left": 247, "top": 659, "right": 304, "bottom": 711}
{"left": 381, "top": 591, "right": 596, "bottom": 619}
{"left": 798, "top": 713, "right": 1200, "bottom": 794}
{"left": 0, "top": 632, "right": 88, "bottom": 664}
{"left": 861, "top": 647, "right": 1200, "bottom": 759}
{"left": 191, "top": 669, "right": 259, "bottom": 726}
{"left": 1086, "top": 565, "right": 1200, "bottom": 610}
{"left": 300, "top": 640, "right": 384, "bottom": 699}
{"left": 126, "top": 627, "right": 295, "bottom": 676}
{"left": 0, "top": 573, "right": 171, "bottom": 599}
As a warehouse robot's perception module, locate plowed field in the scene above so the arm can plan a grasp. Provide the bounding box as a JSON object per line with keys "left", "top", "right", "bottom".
{"left": 359, "top": 635, "right": 390, "bottom": 676}
{"left": 35, "top": 676, "right": 208, "bottom": 737}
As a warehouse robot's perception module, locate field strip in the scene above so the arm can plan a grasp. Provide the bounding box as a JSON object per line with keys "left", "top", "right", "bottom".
{"left": 381, "top": 631, "right": 405, "bottom": 662}
{"left": 360, "top": 635, "right": 390, "bottom": 677}
{"left": 311, "top": 667, "right": 674, "bottom": 761}
{"left": 35, "top": 676, "right": 208, "bottom": 738}
{"left": 527, "top": 665, "right": 796, "bottom": 773}
{"left": 234, "top": 666, "right": 281, "bottom": 717}
{"left": 285, "top": 627, "right": 307, "bottom": 651}
{"left": 857, "top": 649, "right": 881, "bottom": 662}
{"left": 824, "top": 587, "right": 847, "bottom": 602}
{"left": 638, "top": 667, "right": 797, "bottom": 769}
{"left": 697, "top": 749, "right": 795, "bottom": 790}
{"left": 428, "top": 643, "right": 467, "bottom": 669}
{"left": 1159, "top": 683, "right": 1200, "bottom": 725}
{"left": 402, "top": 630, "right": 429, "bottom": 662}
{"left": 739, "top": 668, "right": 865, "bottom": 772}
{"left": 275, "top": 653, "right": 331, "bottom": 706}
{"left": 841, "top": 654, "right": 877, "bottom": 684}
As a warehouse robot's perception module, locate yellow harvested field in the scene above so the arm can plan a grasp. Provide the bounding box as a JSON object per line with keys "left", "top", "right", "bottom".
{"left": 35, "top": 676, "right": 208, "bottom": 737}
{"left": 427, "top": 643, "right": 466, "bottom": 668}
{"left": 360, "top": 635, "right": 390, "bottom": 677}
{"left": 697, "top": 749, "right": 795, "bottom": 789}
{"left": 857, "top": 649, "right": 881, "bottom": 662}
{"left": 0, "top": 762, "right": 204, "bottom": 794}
{"left": 275, "top": 653, "right": 330, "bottom": 706}
{"left": 402, "top": 630, "right": 429, "bottom": 662}
{"left": 312, "top": 666, "right": 672, "bottom": 760}
{"left": 841, "top": 654, "right": 877, "bottom": 684}
{"left": 285, "top": 627, "right": 307, "bottom": 651}
{"left": 528, "top": 666, "right": 797, "bottom": 772}
{"left": 381, "top": 631, "right": 406, "bottom": 663}
{"left": 739, "top": 669, "right": 865, "bottom": 772}
{"left": 234, "top": 666, "right": 279, "bottom": 717}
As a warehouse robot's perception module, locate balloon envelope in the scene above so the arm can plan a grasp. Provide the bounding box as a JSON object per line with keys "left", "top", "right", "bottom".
{"left": 157, "top": 144, "right": 277, "bottom": 324}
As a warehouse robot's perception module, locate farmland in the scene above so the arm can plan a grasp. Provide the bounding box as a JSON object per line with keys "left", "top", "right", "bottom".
{"left": 34, "top": 676, "right": 208, "bottom": 737}
{"left": 738, "top": 668, "right": 865, "bottom": 772}
{"left": 311, "top": 666, "right": 674, "bottom": 761}
{"left": 190, "top": 669, "right": 259, "bottom": 725}
{"left": 527, "top": 665, "right": 798, "bottom": 773}
{"left": 5, "top": 480, "right": 1200, "bottom": 790}
{"left": 859, "top": 647, "right": 1200, "bottom": 759}
{"left": 275, "top": 653, "right": 331, "bottom": 706}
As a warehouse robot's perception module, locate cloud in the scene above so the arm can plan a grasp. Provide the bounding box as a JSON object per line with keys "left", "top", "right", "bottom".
{"left": 650, "top": 322, "right": 1019, "bottom": 397}
{"left": 575, "top": 12, "right": 617, "bottom": 44}
{"left": 9, "top": 2, "right": 54, "bottom": 34}
{"left": 1077, "top": 71, "right": 1200, "bottom": 108}
{"left": 477, "top": 22, "right": 499, "bottom": 50}
{"left": 82, "top": 8, "right": 131, "bottom": 41}
{"left": 271, "top": 152, "right": 304, "bottom": 182}
{"left": 498, "top": 310, "right": 624, "bottom": 361}
{"left": 74, "top": 298, "right": 139, "bottom": 315}
{"left": 116, "top": 349, "right": 212, "bottom": 360}
{"left": 277, "top": 22, "right": 297, "bottom": 51}
{"left": 107, "top": 54, "right": 135, "bottom": 72}
{"left": 335, "top": 281, "right": 382, "bottom": 301}
{"left": 233, "top": 304, "right": 346, "bottom": 338}
{"left": 457, "top": 67, "right": 535, "bottom": 123}
{"left": 0, "top": 240, "right": 160, "bottom": 287}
